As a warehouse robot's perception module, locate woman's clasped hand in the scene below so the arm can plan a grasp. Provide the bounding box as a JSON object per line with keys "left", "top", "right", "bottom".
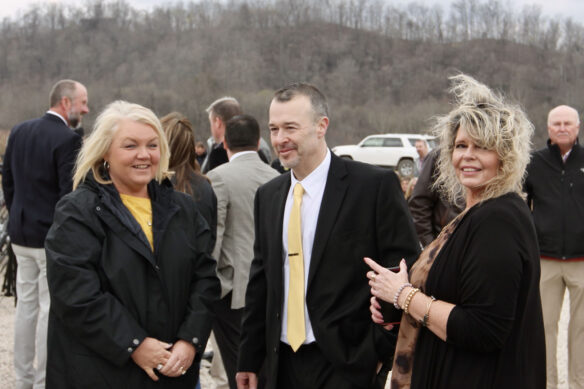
{"left": 131, "top": 338, "right": 195, "bottom": 381}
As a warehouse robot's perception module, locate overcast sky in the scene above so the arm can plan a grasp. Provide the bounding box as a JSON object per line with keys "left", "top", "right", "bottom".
{"left": 1, "top": 0, "right": 583, "bottom": 22}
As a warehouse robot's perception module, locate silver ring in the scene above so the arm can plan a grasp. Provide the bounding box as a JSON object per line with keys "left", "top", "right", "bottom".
{"left": 156, "top": 363, "right": 163, "bottom": 371}
{"left": 181, "top": 369, "right": 187, "bottom": 375}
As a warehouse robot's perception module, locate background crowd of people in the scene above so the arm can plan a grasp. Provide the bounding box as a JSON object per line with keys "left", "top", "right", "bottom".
{"left": 1, "top": 74, "right": 581, "bottom": 389}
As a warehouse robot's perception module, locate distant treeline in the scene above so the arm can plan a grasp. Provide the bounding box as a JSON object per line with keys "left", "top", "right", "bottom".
{"left": 0, "top": 0, "right": 583, "bottom": 150}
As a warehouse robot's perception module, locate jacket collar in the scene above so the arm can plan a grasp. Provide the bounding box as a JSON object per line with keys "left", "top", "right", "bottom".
{"left": 81, "top": 171, "right": 179, "bottom": 257}
{"left": 42, "top": 112, "right": 69, "bottom": 127}
{"left": 546, "top": 138, "right": 581, "bottom": 165}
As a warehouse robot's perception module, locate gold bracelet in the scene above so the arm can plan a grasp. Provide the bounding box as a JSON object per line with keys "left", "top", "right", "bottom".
{"left": 403, "top": 287, "right": 420, "bottom": 315}
{"left": 420, "top": 296, "right": 436, "bottom": 327}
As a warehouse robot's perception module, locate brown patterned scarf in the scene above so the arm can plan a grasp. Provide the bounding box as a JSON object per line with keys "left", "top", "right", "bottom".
{"left": 390, "top": 209, "right": 469, "bottom": 388}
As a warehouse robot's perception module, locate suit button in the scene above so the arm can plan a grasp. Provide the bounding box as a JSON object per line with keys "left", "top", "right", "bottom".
{"left": 96, "top": 206, "right": 101, "bottom": 211}
{"left": 274, "top": 346, "right": 278, "bottom": 353}
{"left": 192, "top": 337, "right": 199, "bottom": 344}
{"left": 127, "top": 347, "right": 133, "bottom": 353}
{"left": 132, "top": 338, "right": 139, "bottom": 345}
{"left": 155, "top": 265, "right": 160, "bottom": 271}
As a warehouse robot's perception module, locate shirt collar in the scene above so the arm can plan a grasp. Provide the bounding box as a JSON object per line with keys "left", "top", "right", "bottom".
{"left": 230, "top": 150, "right": 256, "bottom": 162}
{"left": 46, "top": 110, "right": 68, "bottom": 126}
{"left": 562, "top": 148, "right": 572, "bottom": 163}
{"left": 290, "top": 149, "right": 331, "bottom": 198}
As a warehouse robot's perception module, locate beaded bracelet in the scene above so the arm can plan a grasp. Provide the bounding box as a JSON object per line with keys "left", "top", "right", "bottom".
{"left": 403, "top": 287, "right": 420, "bottom": 315}
{"left": 420, "top": 296, "right": 436, "bottom": 327}
{"left": 393, "top": 282, "right": 413, "bottom": 309}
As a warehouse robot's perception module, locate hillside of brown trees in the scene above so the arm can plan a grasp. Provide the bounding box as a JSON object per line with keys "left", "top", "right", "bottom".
{"left": 0, "top": 0, "right": 583, "bottom": 150}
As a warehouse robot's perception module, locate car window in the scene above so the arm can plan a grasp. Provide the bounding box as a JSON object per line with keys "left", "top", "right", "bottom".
{"left": 362, "top": 137, "right": 384, "bottom": 147}
{"left": 409, "top": 137, "right": 437, "bottom": 148}
{"left": 383, "top": 138, "right": 403, "bottom": 147}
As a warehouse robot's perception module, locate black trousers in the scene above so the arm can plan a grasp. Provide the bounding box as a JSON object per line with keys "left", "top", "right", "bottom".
{"left": 212, "top": 293, "right": 242, "bottom": 389}
{"left": 277, "top": 342, "right": 365, "bottom": 389}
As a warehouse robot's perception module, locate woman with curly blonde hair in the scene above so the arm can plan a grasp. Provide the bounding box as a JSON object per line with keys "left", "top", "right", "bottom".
{"left": 365, "top": 75, "right": 545, "bottom": 388}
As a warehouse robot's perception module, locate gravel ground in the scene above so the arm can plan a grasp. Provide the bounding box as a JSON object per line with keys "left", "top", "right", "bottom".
{"left": 0, "top": 293, "right": 569, "bottom": 388}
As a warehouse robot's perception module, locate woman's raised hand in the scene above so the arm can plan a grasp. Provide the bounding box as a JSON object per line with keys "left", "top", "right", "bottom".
{"left": 364, "top": 257, "right": 409, "bottom": 303}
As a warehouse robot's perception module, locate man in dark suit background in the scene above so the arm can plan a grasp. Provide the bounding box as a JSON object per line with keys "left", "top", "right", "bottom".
{"left": 2, "top": 79, "right": 88, "bottom": 389}
{"left": 202, "top": 97, "right": 242, "bottom": 174}
{"left": 202, "top": 97, "right": 272, "bottom": 174}
{"left": 236, "top": 83, "right": 419, "bottom": 389}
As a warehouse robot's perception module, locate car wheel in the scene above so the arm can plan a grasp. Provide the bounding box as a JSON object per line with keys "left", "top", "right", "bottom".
{"left": 397, "top": 159, "right": 415, "bottom": 177}
{"left": 340, "top": 155, "right": 353, "bottom": 160}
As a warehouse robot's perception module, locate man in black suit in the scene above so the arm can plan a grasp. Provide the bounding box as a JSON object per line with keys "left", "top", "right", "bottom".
{"left": 236, "top": 83, "right": 419, "bottom": 389}
{"left": 202, "top": 97, "right": 242, "bottom": 174}
{"left": 2, "top": 79, "right": 88, "bottom": 389}
{"left": 202, "top": 97, "right": 273, "bottom": 174}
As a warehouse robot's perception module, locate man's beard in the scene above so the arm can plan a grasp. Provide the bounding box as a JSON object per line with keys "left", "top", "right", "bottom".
{"left": 68, "top": 110, "right": 81, "bottom": 128}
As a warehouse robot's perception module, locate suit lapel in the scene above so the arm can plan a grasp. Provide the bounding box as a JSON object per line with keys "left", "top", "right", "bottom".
{"left": 307, "top": 155, "right": 348, "bottom": 290}
{"left": 270, "top": 175, "right": 291, "bottom": 304}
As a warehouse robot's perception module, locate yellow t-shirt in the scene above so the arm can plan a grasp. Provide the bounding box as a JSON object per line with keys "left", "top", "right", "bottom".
{"left": 120, "top": 193, "right": 153, "bottom": 250}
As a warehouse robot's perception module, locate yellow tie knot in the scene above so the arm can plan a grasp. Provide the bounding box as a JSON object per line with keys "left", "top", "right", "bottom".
{"left": 293, "top": 182, "right": 304, "bottom": 199}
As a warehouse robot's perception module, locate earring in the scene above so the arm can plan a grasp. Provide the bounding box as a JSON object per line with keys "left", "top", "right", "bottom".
{"left": 103, "top": 160, "right": 110, "bottom": 170}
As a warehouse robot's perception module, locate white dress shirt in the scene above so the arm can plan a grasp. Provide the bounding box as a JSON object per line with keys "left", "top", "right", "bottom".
{"left": 229, "top": 150, "right": 256, "bottom": 162}
{"left": 280, "top": 149, "right": 331, "bottom": 345}
{"left": 46, "top": 110, "right": 68, "bottom": 126}
{"left": 562, "top": 148, "right": 572, "bottom": 163}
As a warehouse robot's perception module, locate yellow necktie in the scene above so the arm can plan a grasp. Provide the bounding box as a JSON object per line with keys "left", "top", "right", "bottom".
{"left": 287, "top": 183, "right": 305, "bottom": 351}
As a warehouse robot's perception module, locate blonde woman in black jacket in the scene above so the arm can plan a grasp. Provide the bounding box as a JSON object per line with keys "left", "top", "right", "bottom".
{"left": 45, "top": 101, "right": 220, "bottom": 388}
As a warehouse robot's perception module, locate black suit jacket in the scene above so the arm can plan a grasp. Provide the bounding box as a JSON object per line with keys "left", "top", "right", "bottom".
{"left": 2, "top": 113, "right": 82, "bottom": 247}
{"left": 201, "top": 142, "right": 229, "bottom": 174}
{"left": 238, "top": 153, "right": 420, "bottom": 388}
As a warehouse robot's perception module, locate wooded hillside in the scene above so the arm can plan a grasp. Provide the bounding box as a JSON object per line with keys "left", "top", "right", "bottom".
{"left": 1, "top": 0, "right": 583, "bottom": 148}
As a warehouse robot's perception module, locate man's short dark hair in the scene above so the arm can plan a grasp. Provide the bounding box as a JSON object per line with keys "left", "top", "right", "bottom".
{"left": 206, "top": 97, "right": 242, "bottom": 123}
{"left": 273, "top": 82, "right": 329, "bottom": 121}
{"left": 225, "top": 114, "right": 260, "bottom": 152}
{"left": 49, "top": 79, "right": 78, "bottom": 108}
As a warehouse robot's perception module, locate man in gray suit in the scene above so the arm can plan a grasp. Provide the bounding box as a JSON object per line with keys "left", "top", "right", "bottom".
{"left": 207, "top": 114, "right": 279, "bottom": 389}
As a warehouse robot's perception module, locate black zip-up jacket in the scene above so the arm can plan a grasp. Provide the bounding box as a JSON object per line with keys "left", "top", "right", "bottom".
{"left": 524, "top": 140, "right": 584, "bottom": 259}
{"left": 45, "top": 173, "right": 220, "bottom": 388}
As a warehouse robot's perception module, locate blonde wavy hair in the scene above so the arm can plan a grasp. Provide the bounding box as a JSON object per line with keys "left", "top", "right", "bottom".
{"left": 433, "top": 74, "right": 534, "bottom": 208}
{"left": 73, "top": 100, "right": 170, "bottom": 189}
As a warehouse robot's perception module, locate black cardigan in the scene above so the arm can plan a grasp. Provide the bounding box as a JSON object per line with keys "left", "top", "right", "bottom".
{"left": 410, "top": 193, "right": 545, "bottom": 388}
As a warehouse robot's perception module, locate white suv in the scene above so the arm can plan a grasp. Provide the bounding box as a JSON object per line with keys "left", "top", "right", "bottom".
{"left": 332, "top": 133, "right": 436, "bottom": 177}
